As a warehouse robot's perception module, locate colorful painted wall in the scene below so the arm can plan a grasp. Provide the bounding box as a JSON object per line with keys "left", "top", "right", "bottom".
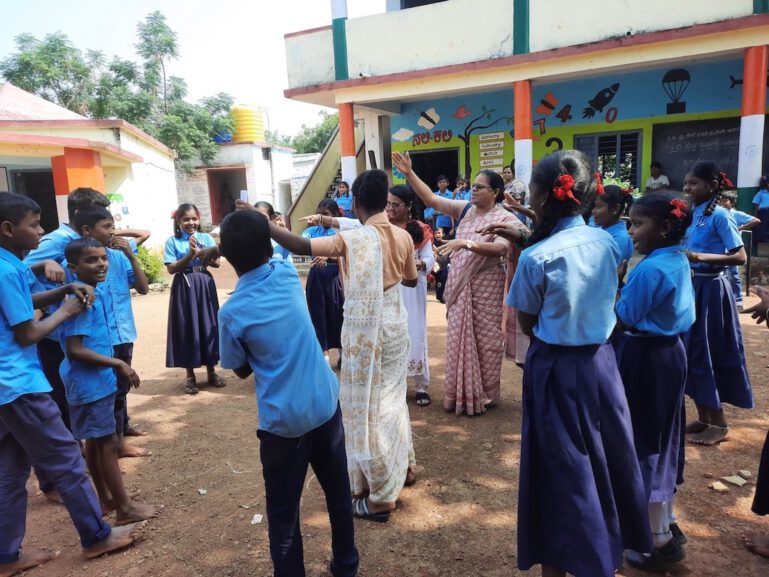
{"left": 391, "top": 57, "right": 769, "bottom": 189}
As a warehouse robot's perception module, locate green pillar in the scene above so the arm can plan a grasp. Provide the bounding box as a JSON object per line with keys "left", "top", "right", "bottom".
{"left": 331, "top": 0, "right": 349, "bottom": 80}
{"left": 754, "top": 0, "right": 769, "bottom": 14}
{"left": 513, "top": 0, "right": 530, "bottom": 55}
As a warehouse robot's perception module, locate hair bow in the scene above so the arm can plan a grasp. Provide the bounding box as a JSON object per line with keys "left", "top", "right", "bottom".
{"left": 594, "top": 172, "right": 605, "bottom": 196}
{"left": 170, "top": 210, "right": 177, "bottom": 219}
{"left": 622, "top": 187, "right": 634, "bottom": 196}
{"left": 552, "top": 174, "right": 580, "bottom": 204}
{"left": 670, "top": 198, "right": 687, "bottom": 219}
{"left": 719, "top": 171, "right": 735, "bottom": 189}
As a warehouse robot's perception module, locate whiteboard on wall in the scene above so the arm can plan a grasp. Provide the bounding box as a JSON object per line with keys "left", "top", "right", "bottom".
{"left": 0, "top": 168, "right": 7, "bottom": 192}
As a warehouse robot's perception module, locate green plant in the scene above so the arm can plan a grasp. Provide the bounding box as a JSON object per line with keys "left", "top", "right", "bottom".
{"left": 136, "top": 245, "right": 166, "bottom": 284}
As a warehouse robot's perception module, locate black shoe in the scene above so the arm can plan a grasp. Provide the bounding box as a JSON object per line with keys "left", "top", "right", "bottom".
{"left": 625, "top": 539, "right": 685, "bottom": 572}
{"left": 670, "top": 522, "right": 687, "bottom": 545}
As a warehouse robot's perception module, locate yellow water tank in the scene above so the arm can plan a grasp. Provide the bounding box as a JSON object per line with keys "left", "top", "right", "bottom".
{"left": 232, "top": 106, "right": 265, "bottom": 143}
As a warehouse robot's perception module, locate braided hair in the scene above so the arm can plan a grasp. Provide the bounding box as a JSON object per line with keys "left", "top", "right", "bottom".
{"left": 528, "top": 150, "right": 597, "bottom": 245}
{"left": 690, "top": 161, "right": 730, "bottom": 216}
{"left": 631, "top": 192, "right": 692, "bottom": 244}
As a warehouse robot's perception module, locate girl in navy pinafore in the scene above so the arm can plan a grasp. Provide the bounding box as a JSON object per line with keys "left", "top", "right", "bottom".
{"left": 615, "top": 192, "right": 696, "bottom": 571}
{"left": 681, "top": 163, "right": 752, "bottom": 446}
{"left": 507, "top": 150, "right": 651, "bottom": 577}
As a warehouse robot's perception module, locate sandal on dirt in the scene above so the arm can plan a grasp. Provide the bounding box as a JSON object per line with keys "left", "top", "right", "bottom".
{"left": 184, "top": 378, "right": 199, "bottom": 395}
{"left": 688, "top": 424, "right": 729, "bottom": 446}
{"left": 353, "top": 497, "right": 390, "bottom": 523}
{"left": 415, "top": 392, "right": 431, "bottom": 407}
{"left": 207, "top": 373, "right": 226, "bottom": 388}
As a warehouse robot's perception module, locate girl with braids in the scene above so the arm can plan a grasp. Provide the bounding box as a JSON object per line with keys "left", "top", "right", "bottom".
{"left": 682, "top": 162, "right": 753, "bottom": 446}
{"left": 615, "top": 193, "right": 695, "bottom": 571}
{"left": 393, "top": 151, "right": 525, "bottom": 416}
{"left": 505, "top": 150, "right": 652, "bottom": 577}
{"left": 302, "top": 199, "right": 345, "bottom": 366}
{"left": 591, "top": 184, "right": 635, "bottom": 262}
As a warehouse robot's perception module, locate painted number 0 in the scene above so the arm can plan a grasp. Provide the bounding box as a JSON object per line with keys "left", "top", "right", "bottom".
{"left": 605, "top": 107, "right": 618, "bottom": 123}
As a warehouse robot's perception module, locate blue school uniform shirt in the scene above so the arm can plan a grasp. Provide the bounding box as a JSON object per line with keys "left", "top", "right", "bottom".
{"left": 729, "top": 209, "right": 754, "bottom": 228}
{"left": 23, "top": 223, "right": 81, "bottom": 340}
{"left": 752, "top": 189, "right": 769, "bottom": 210}
{"left": 604, "top": 221, "right": 634, "bottom": 262}
{"left": 59, "top": 287, "right": 117, "bottom": 406}
{"left": 423, "top": 206, "right": 435, "bottom": 220}
{"left": 218, "top": 258, "right": 339, "bottom": 437}
{"left": 336, "top": 193, "right": 353, "bottom": 212}
{"left": 302, "top": 225, "right": 337, "bottom": 239}
{"left": 0, "top": 247, "right": 52, "bottom": 405}
{"left": 508, "top": 215, "right": 621, "bottom": 346}
{"left": 455, "top": 189, "right": 471, "bottom": 202}
{"left": 434, "top": 190, "right": 454, "bottom": 228}
{"left": 684, "top": 203, "right": 743, "bottom": 270}
{"left": 616, "top": 245, "right": 695, "bottom": 336}
{"left": 271, "top": 240, "right": 292, "bottom": 262}
{"left": 163, "top": 232, "right": 216, "bottom": 267}
{"left": 104, "top": 248, "right": 137, "bottom": 345}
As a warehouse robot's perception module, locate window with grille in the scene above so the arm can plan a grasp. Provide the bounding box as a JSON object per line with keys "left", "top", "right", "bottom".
{"left": 574, "top": 131, "right": 642, "bottom": 188}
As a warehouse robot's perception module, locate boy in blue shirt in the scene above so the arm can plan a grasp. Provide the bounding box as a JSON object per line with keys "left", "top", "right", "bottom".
{"left": 720, "top": 190, "right": 760, "bottom": 309}
{"left": 433, "top": 174, "right": 453, "bottom": 237}
{"left": 73, "top": 206, "right": 150, "bottom": 459}
{"left": 0, "top": 193, "right": 145, "bottom": 576}
{"left": 217, "top": 210, "right": 358, "bottom": 577}
{"left": 62, "top": 238, "right": 161, "bottom": 526}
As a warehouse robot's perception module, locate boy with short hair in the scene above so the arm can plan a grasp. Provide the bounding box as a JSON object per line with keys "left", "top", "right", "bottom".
{"left": 0, "top": 193, "right": 145, "bottom": 577}
{"left": 720, "top": 190, "right": 760, "bottom": 310}
{"left": 433, "top": 174, "right": 453, "bottom": 238}
{"left": 217, "top": 210, "right": 359, "bottom": 577}
{"left": 62, "top": 238, "right": 161, "bottom": 525}
{"left": 73, "top": 206, "right": 150, "bottom": 458}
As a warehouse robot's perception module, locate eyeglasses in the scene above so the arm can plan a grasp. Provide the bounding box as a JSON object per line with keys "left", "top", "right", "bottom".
{"left": 386, "top": 201, "right": 406, "bottom": 208}
{"left": 472, "top": 184, "right": 491, "bottom": 190}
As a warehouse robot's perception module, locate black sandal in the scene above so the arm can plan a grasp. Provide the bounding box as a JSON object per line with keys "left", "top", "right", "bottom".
{"left": 352, "top": 497, "right": 390, "bottom": 522}
{"left": 184, "top": 377, "right": 199, "bottom": 395}
{"left": 415, "top": 392, "right": 431, "bottom": 407}
{"left": 207, "top": 373, "right": 226, "bottom": 388}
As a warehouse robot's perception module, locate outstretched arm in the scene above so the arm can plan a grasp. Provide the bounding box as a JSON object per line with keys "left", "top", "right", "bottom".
{"left": 393, "top": 152, "right": 440, "bottom": 209}
{"left": 269, "top": 222, "right": 312, "bottom": 256}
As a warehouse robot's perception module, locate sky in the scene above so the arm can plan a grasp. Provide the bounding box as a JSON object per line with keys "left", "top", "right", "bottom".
{"left": 1, "top": 0, "right": 384, "bottom": 135}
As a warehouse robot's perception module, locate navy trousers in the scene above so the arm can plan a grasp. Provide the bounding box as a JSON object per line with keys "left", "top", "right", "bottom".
{"left": 257, "top": 405, "right": 358, "bottom": 577}
{"left": 113, "top": 342, "right": 134, "bottom": 435}
{"left": 0, "top": 394, "right": 111, "bottom": 562}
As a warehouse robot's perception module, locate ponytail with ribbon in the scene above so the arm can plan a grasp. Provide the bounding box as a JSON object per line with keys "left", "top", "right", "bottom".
{"left": 552, "top": 174, "right": 580, "bottom": 205}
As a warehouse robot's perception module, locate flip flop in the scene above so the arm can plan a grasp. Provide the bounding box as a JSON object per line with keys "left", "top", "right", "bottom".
{"left": 184, "top": 378, "right": 199, "bottom": 395}
{"left": 415, "top": 392, "right": 431, "bottom": 407}
{"left": 207, "top": 373, "right": 226, "bottom": 388}
{"left": 353, "top": 497, "right": 390, "bottom": 522}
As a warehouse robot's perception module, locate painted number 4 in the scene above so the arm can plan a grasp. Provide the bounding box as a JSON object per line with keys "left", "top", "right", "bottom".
{"left": 555, "top": 104, "right": 573, "bottom": 123}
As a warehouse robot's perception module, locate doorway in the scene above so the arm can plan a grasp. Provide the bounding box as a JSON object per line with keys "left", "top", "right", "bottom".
{"left": 12, "top": 170, "right": 58, "bottom": 232}
{"left": 408, "top": 148, "right": 460, "bottom": 220}
{"left": 207, "top": 168, "right": 248, "bottom": 225}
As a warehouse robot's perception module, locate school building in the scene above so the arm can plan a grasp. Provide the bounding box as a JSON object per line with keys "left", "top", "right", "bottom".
{"left": 0, "top": 83, "right": 177, "bottom": 246}
{"left": 282, "top": 0, "right": 769, "bottom": 215}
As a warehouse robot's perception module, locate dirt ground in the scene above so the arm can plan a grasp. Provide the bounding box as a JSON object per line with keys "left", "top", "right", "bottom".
{"left": 21, "top": 261, "right": 769, "bottom": 577}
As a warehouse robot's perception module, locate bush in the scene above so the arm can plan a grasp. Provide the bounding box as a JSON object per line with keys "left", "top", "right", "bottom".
{"left": 136, "top": 245, "right": 166, "bottom": 284}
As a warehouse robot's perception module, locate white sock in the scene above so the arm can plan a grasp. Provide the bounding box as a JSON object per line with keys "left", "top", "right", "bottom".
{"left": 649, "top": 501, "right": 672, "bottom": 548}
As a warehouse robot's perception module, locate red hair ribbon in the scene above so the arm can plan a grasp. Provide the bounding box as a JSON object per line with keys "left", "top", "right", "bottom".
{"left": 170, "top": 210, "right": 177, "bottom": 219}
{"left": 670, "top": 198, "right": 687, "bottom": 219}
{"left": 595, "top": 172, "right": 605, "bottom": 196}
{"left": 552, "top": 174, "right": 580, "bottom": 204}
{"left": 622, "top": 187, "right": 634, "bottom": 196}
{"left": 719, "top": 171, "right": 735, "bottom": 189}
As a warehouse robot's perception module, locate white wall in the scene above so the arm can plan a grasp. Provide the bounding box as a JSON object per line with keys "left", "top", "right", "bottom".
{"left": 530, "top": 0, "right": 754, "bottom": 52}
{"left": 285, "top": 27, "right": 336, "bottom": 88}
{"left": 346, "top": 0, "right": 514, "bottom": 77}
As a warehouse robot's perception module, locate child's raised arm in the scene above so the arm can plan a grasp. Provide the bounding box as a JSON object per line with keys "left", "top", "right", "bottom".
{"left": 118, "top": 228, "right": 151, "bottom": 247}
{"left": 14, "top": 294, "right": 86, "bottom": 347}
{"left": 110, "top": 237, "right": 149, "bottom": 295}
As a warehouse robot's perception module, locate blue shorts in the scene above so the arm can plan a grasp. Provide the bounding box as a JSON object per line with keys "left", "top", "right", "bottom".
{"left": 69, "top": 393, "right": 117, "bottom": 440}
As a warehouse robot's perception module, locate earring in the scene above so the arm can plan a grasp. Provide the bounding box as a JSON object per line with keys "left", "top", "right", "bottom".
{"left": 661, "top": 231, "right": 668, "bottom": 239}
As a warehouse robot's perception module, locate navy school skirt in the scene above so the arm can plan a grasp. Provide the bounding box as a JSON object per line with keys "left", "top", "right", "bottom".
{"left": 518, "top": 338, "right": 652, "bottom": 577}
{"left": 682, "top": 272, "right": 753, "bottom": 410}
{"left": 306, "top": 262, "right": 344, "bottom": 351}
{"left": 615, "top": 333, "right": 687, "bottom": 502}
{"left": 166, "top": 270, "right": 220, "bottom": 368}
{"left": 753, "top": 431, "right": 769, "bottom": 516}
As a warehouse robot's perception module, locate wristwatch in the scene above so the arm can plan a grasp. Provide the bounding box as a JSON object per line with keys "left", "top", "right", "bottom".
{"left": 465, "top": 240, "right": 473, "bottom": 251}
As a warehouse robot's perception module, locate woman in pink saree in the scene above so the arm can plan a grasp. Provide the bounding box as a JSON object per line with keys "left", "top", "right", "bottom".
{"left": 393, "top": 152, "right": 528, "bottom": 415}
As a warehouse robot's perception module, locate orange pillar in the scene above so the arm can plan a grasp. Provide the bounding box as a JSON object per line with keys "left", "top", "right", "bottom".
{"left": 513, "top": 80, "right": 533, "bottom": 186}
{"left": 51, "top": 148, "right": 105, "bottom": 224}
{"left": 339, "top": 103, "right": 357, "bottom": 184}
{"left": 737, "top": 46, "right": 769, "bottom": 212}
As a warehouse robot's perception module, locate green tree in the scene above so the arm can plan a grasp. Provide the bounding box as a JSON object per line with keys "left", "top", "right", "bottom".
{"left": 291, "top": 111, "right": 339, "bottom": 153}
{"left": 0, "top": 32, "right": 92, "bottom": 113}
{"left": 265, "top": 130, "right": 293, "bottom": 148}
{"left": 135, "top": 11, "right": 178, "bottom": 113}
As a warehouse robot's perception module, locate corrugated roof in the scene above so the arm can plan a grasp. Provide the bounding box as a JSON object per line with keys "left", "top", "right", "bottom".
{"left": 0, "top": 83, "right": 85, "bottom": 121}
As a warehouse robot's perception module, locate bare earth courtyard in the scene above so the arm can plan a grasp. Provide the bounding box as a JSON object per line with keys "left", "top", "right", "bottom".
{"left": 21, "top": 261, "right": 769, "bottom": 577}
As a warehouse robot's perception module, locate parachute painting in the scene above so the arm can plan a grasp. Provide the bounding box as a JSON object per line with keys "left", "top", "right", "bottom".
{"left": 662, "top": 69, "right": 690, "bottom": 114}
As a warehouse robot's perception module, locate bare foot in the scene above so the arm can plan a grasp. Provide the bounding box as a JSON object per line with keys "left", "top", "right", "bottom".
{"left": 0, "top": 550, "right": 60, "bottom": 577}
{"left": 101, "top": 490, "right": 142, "bottom": 516}
{"left": 404, "top": 468, "right": 416, "bottom": 487}
{"left": 42, "top": 490, "right": 62, "bottom": 504}
{"left": 685, "top": 420, "right": 708, "bottom": 434}
{"left": 124, "top": 425, "right": 148, "bottom": 437}
{"left": 743, "top": 532, "right": 769, "bottom": 558}
{"left": 115, "top": 502, "right": 163, "bottom": 526}
{"left": 689, "top": 425, "right": 729, "bottom": 446}
{"left": 82, "top": 521, "right": 146, "bottom": 559}
{"left": 118, "top": 444, "right": 152, "bottom": 458}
